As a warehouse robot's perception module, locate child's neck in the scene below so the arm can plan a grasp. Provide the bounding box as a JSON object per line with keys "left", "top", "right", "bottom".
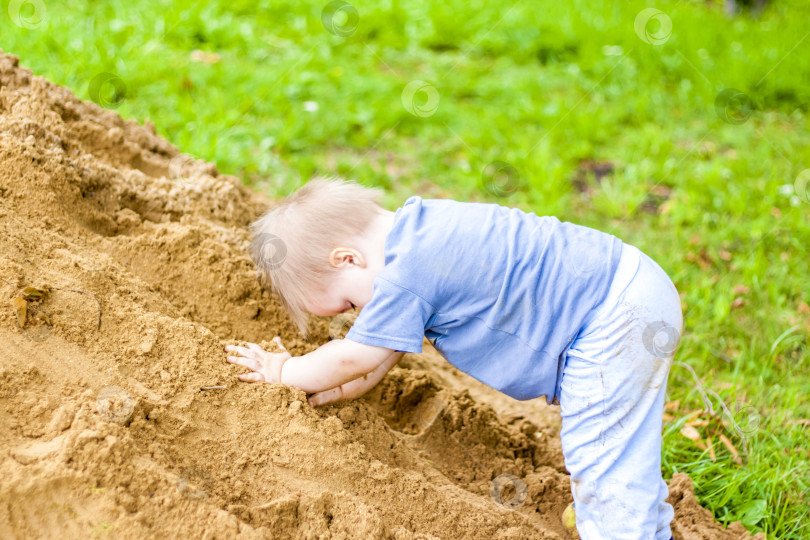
{"left": 363, "top": 210, "right": 396, "bottom": 270}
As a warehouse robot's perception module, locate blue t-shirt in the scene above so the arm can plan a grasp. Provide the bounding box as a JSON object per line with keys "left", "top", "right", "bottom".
{"left": 345, "top": 195, "right": 623, "bottom": 402}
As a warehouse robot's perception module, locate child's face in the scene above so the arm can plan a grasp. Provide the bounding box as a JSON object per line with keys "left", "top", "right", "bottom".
{"left": 303, "top": 247, "right": 378, "bottom": 317}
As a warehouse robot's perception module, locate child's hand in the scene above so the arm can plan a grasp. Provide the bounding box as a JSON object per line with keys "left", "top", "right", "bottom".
{"left": 225, "top": 336, "right": 291, "bottom": 384}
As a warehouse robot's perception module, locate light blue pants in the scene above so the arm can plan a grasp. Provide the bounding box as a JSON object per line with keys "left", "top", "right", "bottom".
{"left": 559, "top": 243, "right": 683, "bottom": 540}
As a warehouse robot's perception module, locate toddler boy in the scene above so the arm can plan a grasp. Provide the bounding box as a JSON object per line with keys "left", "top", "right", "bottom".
{"left": 225, "top": 177, "right": 683, "bottom": 539}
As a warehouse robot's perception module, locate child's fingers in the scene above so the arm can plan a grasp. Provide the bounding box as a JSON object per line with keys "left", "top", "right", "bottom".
{"left": 225, "top": 344, "right": 253, "bottom": 357}
{"left": 238, "top": 372, "right": 265, "bottom": 383}
{"left": 246, "top": 342, "right": 265, "bottom": 354}
{"left": 273, "top": 336, "right": 287, "bottom": 351}
{"left": 227, "top": 355, "right": 261, "bottom": 372}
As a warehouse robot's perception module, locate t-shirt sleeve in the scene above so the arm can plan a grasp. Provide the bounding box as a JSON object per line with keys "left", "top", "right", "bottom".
{"left": 344, "top": 276, "right": 434, "bottom": 354}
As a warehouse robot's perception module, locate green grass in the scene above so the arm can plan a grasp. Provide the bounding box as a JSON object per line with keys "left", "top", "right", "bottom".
{"left": 2, "top": 0, "right": 809, "bottom": 536}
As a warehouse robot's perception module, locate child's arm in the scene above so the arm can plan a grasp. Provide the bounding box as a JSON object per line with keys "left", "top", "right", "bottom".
{"left": 225, "top": 338, "right": 399, "bottom": 394}
{"left": 306, "top": 349, "right": 404, "bottom": 406}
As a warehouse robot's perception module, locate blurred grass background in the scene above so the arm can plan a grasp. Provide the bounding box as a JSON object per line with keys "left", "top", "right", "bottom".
{"left": 2, "top": 0, "right": 809, "bottom": 536}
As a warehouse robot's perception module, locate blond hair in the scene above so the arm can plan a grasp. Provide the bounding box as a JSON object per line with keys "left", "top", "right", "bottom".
{"left": 250, "top": 176, "right": 385, "bottom": 339}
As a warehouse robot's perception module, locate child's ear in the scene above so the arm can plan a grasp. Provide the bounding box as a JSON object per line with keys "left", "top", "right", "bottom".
{"left": 328, "top": 247, "right": 365, "bottom": 268}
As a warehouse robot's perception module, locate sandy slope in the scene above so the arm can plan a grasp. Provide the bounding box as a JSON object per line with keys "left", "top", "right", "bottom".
{"left": 0, "top": 51, "right": 759, "bottom": 540}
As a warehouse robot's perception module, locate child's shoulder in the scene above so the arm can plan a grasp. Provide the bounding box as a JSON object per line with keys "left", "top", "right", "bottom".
{"left": 398, "top": 194, "right": 557, "bottom": 233}
{"left": 400, "top": 193, "right": 533, "bottom": 215}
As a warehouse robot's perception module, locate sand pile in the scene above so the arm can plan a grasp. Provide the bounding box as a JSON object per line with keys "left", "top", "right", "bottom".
{"left": 0, "top": 51, "right": 760, "bottom": 539}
